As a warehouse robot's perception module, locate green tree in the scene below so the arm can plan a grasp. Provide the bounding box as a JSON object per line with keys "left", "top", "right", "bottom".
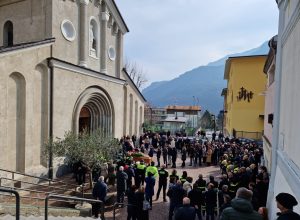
{"left": 45, "top": 130, "right": 121, "bottom": 187}
{"left": 199, "top": 110, "right": 214, "bottom": 129}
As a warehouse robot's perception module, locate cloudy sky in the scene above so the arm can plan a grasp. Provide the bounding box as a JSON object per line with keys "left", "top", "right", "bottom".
{"left": 115, "top": 0, "right": 279, "bottom": 87}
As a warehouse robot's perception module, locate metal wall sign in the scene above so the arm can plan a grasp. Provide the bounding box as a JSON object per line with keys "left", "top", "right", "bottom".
{"left": 237, "top": 87, "right": 254, "bottom": 102}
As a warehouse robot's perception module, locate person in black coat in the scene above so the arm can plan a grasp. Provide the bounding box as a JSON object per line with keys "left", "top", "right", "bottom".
{"left": 181, "top": 147, "right": 187, "bottom": 168}
{"left": 276, "top": 193, "right": 300, "bottom": 220}
{"left": 116, "top": 166, "right": 128, "bottom": 204}
{"left": 174, "top": 197, "right": 196, "bottom": 220}
{"left": 127, "top": 185, "right": 138, "bottom": 220}
{"left": 207, "top": 175, "right": 219, "bottom": 189}
{"left": 162, "top": 146, "right": 168, "bottom": 167}
{"left": 168, "top": 180, "right": 185, "bottom": 220}
{"left": 171, "top": 147, "right": 177, "bottom": 168}
{"left": 156, "top": 164, "right": 169, "bottom": 201}
{"left": 219, "top": 194, "right": 231, "bottom": 215}
{"left": 125, "top": 165, "right": 135, "bottom": 191}
{"left": 92, "top": 176, "right": 107, "bottom": 218}
{"left": 135, "top": 186, "right": 149, "bottom": 220}
{"left": 205, "top": 183, "right": 217, "bottom": 220}
{"left": 188, "top": 183, "right": 204, "bottom": 220}
{"left": 156, "top": 147, "right": 162, "bottom": 167}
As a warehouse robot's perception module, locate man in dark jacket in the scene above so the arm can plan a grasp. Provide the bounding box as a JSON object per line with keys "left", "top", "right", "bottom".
{"left": 92, "top": 176, "right": 107, "bottom": 218}
{"left": 188, "top": 183, "right": 204, "bottom": 220}
{"left": 220, "top": 187, "right": 262, "bottom": 220}
{"left": 205, "top": 183, "right": 217, "bottom": 220}
{"left": 116, "top": 166, "right": 128, "bottom": 204}
{"left": 168, "top": 180, "right": 185, "bottom": 220}
{"left": 276, "top": 192, "right": 300, "bottom": 220}
{"left": 174, "top": 197, "right": 196, "bottom": 220}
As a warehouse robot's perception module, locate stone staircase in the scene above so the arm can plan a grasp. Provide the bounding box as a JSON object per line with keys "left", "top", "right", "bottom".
{"left": 0, "top": 168, "right": 119, "bottom": 219}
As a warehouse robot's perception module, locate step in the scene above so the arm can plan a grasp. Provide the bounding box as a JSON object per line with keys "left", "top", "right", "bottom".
{"left": 0, "top": 215, "right": 97, "bottom": 220}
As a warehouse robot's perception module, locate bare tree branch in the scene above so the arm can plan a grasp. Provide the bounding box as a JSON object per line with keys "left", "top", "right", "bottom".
{"left": 124, "top": 59, "right": 148, "bottom": 89}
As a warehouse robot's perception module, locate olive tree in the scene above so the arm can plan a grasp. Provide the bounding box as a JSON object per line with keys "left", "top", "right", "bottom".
{"left": 45, "top": 130, "right": 121, "bottom": 187}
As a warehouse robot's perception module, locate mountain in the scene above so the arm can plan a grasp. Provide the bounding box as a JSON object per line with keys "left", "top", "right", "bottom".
{"left": 142, "top": 41, "right": 269, "bottom": 113}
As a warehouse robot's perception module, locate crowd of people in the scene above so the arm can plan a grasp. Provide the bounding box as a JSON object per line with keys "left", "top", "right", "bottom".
{"left": 89, "top": 131, "right": 300, "bottom": 220}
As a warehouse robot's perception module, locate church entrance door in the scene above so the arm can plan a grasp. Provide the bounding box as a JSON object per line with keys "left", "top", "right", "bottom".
{"left": 79, "top": 107, "right": 91, "bottom": 133}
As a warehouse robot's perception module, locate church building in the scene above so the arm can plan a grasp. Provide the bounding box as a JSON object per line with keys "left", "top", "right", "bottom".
{"left": 0, "top": 0, "right": 146, "bottom": 174}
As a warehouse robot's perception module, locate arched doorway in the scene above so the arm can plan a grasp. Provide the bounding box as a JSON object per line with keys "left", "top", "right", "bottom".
{"left": 73, "top": 87, "right": 114, "bottom": 136}
{"left": 79, "top": 107, "right": 91, "bottom": 133}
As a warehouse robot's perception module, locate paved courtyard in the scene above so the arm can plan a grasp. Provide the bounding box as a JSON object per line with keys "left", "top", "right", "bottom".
{"left": 105, "top": 156, "right": 221, "bottom": 220}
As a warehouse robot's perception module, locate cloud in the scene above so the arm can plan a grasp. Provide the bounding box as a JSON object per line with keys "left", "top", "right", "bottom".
{"left": 116, "top": 0, "right": 279, "bottom": 86}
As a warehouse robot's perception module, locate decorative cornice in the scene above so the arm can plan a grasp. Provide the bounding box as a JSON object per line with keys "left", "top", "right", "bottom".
{"left": 0, "top": 38, "right": 55, "bottom": 57}
{"left": 112, "top": 22, "right": 119, "bottom": 35}
{"left": 108, "top": 15, "right": 114, "bottom": 28}
{"left": 101, "top": 11, "right": 110, "bottom": 21}
{"left": 79, "top": 0, "right": 89, "bottom": 5}
{"left": 94, "top": 0, "right": 102, "bottom": 7}
{"left": 103, "top": 0, "right": 129, "bottom": 34}
{"left": 48, "top": 57, "right": 126, "bottom": 86}
{"left": 122, "top": 68, "right": 147, "bottom": 102}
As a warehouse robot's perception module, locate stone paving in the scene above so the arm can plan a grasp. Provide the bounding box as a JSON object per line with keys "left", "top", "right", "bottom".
{"left": 105, "top": 156, "right": 222, "bottom": 220}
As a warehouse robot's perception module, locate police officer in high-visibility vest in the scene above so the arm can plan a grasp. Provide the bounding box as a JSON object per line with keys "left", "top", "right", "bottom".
{"left": 228, "top": 178, "right": 239, "bottom": 199}
{"left": 195, "top": 174, "right": 207, "bottom": 192}
{"left": 195, "top": 174, "right": 207, "bottom": 216}
{"left": 135, "top": 160, "right": 146, "bottom": 186}
{"left": 180, "top": 171, "right": 188, "bottom": 185}
{"left": 155, "top": 164, "right": 169, "bottom": 202}
{"left": 146, "top": 161, "right": 159, "bottom": 178}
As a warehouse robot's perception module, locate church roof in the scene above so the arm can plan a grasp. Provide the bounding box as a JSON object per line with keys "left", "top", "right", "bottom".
{"left": 122, "top": 68, "right": 147, "bottom": 102}
{"left": 0, "top": 38, "right": 55, "bottom": 54}
{"left": 166, "top": 105, "right": 201, "bottom": 111}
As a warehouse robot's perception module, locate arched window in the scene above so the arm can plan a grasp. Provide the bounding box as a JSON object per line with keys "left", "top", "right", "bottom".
{"left": 89, "top": 18, "right": 99, "bottom": 57}
{"left": 3, "top": 20, "right": 13, "bottom": 47}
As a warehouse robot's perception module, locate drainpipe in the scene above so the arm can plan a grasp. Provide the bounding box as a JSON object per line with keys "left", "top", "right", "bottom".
{"left": 47, "top": 47, "right": 54, "bottom": 179}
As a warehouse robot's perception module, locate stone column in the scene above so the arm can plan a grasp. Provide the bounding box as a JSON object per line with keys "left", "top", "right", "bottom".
{"left": 115, "top": 29, "right": 122, "bottom": 78}
{"left": 100, "top": 4, "right": 109, "bottom": 74}
{"left": 79, "top": 0, "right": 89, "bottom": 67}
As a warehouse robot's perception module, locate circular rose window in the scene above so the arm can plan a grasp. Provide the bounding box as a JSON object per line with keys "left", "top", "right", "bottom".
{"left": 61, "top": 20, "right": 76, "bottom": 42}
{"left": 108, "top": 46, "right": 116, "bottom": 61}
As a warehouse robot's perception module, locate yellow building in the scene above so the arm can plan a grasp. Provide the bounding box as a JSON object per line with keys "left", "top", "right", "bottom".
{"left": 223, "top": 55, "right": 267, "bottom": 139}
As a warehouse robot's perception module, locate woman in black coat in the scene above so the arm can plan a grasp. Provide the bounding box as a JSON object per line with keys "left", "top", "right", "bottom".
{"left": 135, "top": 186, "right": 149, "bottom": 220}
{"left": 127, "top": 185, "right": 138, "bottom": 220}
{"left": 181, "top": 147, "right": 187, "bottom": 167}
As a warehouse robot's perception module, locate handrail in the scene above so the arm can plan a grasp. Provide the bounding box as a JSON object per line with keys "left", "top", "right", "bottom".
{"left": 0, "top": 167, "right": 78, "bottom": 188}
{"left": 0, "top": 187, "right": 20, "bottom": 220}
{"left": 45, "top": 194, "right": 104, "bottom": 220}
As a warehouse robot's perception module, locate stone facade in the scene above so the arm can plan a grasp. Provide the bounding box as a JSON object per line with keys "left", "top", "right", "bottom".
{"left": 262, "top": 36, "right": 277, "bottom": 172}
{"left": 267, "top": 0, "right": 300, "bottom": 219}
{"left": 0, "top": 0, "right": 145, "bottom": 174}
